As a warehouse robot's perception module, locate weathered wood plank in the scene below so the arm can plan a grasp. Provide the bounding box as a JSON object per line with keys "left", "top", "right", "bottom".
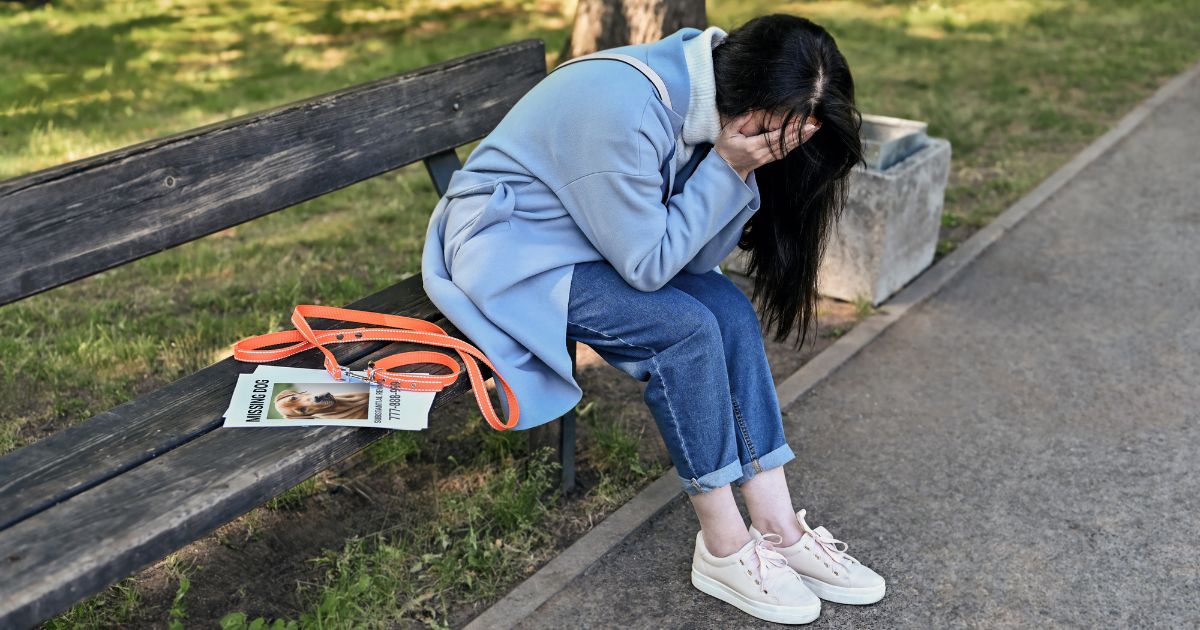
{"left": 0, "top": 40, "right": 545, "bottom": 307}
{"left": 0, "top": 334, "right": 489, "bottom": 629}
{"left": 0, "top": 273, "right": 490, "bottom": 531}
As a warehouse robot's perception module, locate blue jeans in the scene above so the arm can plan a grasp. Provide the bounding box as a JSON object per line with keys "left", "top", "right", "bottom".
{"left": 566, "top": 259, "right": 796, "bottom": 495}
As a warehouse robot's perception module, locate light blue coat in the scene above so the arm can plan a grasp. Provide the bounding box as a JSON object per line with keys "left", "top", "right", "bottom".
{"left": 421, "top": 27, "right": 762, "bottom": 430}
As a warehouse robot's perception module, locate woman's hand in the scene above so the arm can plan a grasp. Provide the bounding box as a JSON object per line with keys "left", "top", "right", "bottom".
{"left": 714, "top": 110, "right": 821, "bottom": 180}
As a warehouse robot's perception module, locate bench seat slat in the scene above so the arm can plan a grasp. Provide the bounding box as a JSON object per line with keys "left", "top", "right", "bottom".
{"left": 0, "top": 274, "right": 486, "bottom": 531}
{"left": 0, "top": 334, "right": 469, "bottom": 628}
{"left": 0, "top": 40, "right": 545, "bottom": 307}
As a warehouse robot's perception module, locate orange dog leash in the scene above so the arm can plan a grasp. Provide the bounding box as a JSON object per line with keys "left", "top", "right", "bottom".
{"left": 231, "top": 305, "right": 519, "bottom": 431}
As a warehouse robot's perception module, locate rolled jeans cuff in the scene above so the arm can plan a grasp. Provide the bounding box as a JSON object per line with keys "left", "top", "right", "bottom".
{"left": 679, "top": 458, "right": 745, "bottom": 496}
{"left": 733, "top": 442, "right": 796, "bottom": 487}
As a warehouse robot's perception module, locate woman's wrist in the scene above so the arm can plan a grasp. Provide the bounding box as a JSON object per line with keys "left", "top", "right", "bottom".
{"left": 713, "top": 146, "right": 751, "bottom": 181}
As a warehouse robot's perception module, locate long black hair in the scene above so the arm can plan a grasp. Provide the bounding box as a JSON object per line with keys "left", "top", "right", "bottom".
{"left": 711, "top": 13, "right": 865, "bottom": 349}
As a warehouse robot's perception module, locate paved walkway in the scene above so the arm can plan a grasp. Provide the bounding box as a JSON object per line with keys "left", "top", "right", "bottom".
{"left": 514, "top": 69, "right": 1200, "bottom": 628}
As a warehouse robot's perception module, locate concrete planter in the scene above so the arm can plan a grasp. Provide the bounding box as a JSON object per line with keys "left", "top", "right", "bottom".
{"left": 724, "top": 119, "right": 951, "bottom": 307}
{"left": 861, "top": 113, "right": 930, "bottom": 171}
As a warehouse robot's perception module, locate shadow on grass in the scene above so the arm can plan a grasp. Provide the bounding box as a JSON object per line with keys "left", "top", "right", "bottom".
{"left": 0, "top": 0, "right": 565, "bottom": 179}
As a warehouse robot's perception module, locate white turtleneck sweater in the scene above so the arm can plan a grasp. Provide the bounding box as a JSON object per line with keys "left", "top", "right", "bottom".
{"left": 676, "top": 25, "right": 728, "bottom": 173}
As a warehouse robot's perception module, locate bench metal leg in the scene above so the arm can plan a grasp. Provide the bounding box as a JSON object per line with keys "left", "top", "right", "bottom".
{"left": 528, "top": 339, "right": 578, "bottom": 494}
{"left": 423, "top": 149, "right": 463, "bottom": 197}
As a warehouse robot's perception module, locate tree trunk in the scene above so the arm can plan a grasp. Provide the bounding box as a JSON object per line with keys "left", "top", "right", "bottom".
{"left": 558, "top": 0, "right": 706, "bottom": 64}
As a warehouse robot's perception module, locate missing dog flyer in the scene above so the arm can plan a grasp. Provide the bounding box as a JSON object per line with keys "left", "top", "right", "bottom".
{"left": 221, "top": 366, "right": 433, "bottom": 431}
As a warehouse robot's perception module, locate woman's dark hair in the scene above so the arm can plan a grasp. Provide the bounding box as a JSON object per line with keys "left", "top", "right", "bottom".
{"left": 712, "top": 13, "right": 865, "bottom": 350}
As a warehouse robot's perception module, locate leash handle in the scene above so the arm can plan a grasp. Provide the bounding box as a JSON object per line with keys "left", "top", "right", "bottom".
{"left": 231, "top": 305, "right": 519, "bottom": 431}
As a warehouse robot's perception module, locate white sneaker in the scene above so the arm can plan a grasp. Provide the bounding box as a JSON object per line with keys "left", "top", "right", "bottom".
{"left": 691, "top": 529, "right": 822, "bottom": 624}
{"left": 749, "top": 509, "right": 886, "bottom": 605}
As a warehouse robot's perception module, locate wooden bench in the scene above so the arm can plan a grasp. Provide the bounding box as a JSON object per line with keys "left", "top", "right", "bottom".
{"left": 0, "top": 39, "right": 580, "bottom": 628}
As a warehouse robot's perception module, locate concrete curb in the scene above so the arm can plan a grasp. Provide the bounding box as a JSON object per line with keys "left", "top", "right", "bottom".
{"left": 461, "top": 57, "right": 1200, "bottom": 630}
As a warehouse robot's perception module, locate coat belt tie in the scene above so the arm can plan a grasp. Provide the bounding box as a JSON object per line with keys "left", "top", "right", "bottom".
{"left": 440, "top": 170, "right": 534, "bottom": 270}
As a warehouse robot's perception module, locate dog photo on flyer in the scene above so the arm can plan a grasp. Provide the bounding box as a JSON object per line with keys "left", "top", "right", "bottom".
{"left": 221, "top": 366, "right": 432, "bottom": 431}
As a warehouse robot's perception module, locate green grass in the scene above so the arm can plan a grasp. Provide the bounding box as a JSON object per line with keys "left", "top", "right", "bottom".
{"left": 3, "top": 0, "right": 1200, "bottom": 626}
{"left": 0, "top": 0, "right": 572, "bottom": 178}
{"left": 266, "top": 476, "right": 324, "bottom": 511}
{"left": 363, "top": 429, "right": 425, "bottom": 470}
{"left": 754, "top": 0, "right": 1200, "bottom": 233}
{"left": 221, "top": 443, "right": 563, "bottom": 629}
{"left": 213, "top": 403, "right": 659, "bottom": 629}
{"left": 42, "top": 577, "right": 142, "bottom": 629}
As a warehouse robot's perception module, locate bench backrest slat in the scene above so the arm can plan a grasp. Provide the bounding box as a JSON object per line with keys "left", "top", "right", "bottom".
{"left": 0, "top": 40, "right": 545, "bottom": 307}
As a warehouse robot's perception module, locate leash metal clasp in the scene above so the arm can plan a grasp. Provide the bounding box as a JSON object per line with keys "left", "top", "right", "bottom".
{"left": 338, "top": 363, "right": 377, "bottom": 384}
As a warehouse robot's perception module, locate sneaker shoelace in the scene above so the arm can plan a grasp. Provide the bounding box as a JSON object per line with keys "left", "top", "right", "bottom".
{"left": 739, "top": 533, "right": 797, "bottom": 595}
{"left": 796, "top": 508, "right": 861, "bottom": 572}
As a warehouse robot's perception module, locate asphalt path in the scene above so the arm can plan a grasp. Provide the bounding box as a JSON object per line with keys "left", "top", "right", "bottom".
{"left": 514, "top": 66, "right": 1200, "bottom": 629}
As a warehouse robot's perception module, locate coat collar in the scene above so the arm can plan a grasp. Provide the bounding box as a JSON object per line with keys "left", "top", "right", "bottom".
{"left": 635, "top": 26, "right": 702, "bottom": 147}
{"left": 631, "top": 27, "right": 704, "bottom": 197}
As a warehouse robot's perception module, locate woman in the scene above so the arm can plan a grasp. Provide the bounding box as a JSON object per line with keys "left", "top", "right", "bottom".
{"left": 422, "top": 13, "right": 884, "bottom": 624}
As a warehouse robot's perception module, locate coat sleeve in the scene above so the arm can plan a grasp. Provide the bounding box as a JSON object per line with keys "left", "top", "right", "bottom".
{"left": 552, "top": 98, "right": 760, "bottom": 292}
{"left": 682, "top": 168, "right": 761, "bottom": 275}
